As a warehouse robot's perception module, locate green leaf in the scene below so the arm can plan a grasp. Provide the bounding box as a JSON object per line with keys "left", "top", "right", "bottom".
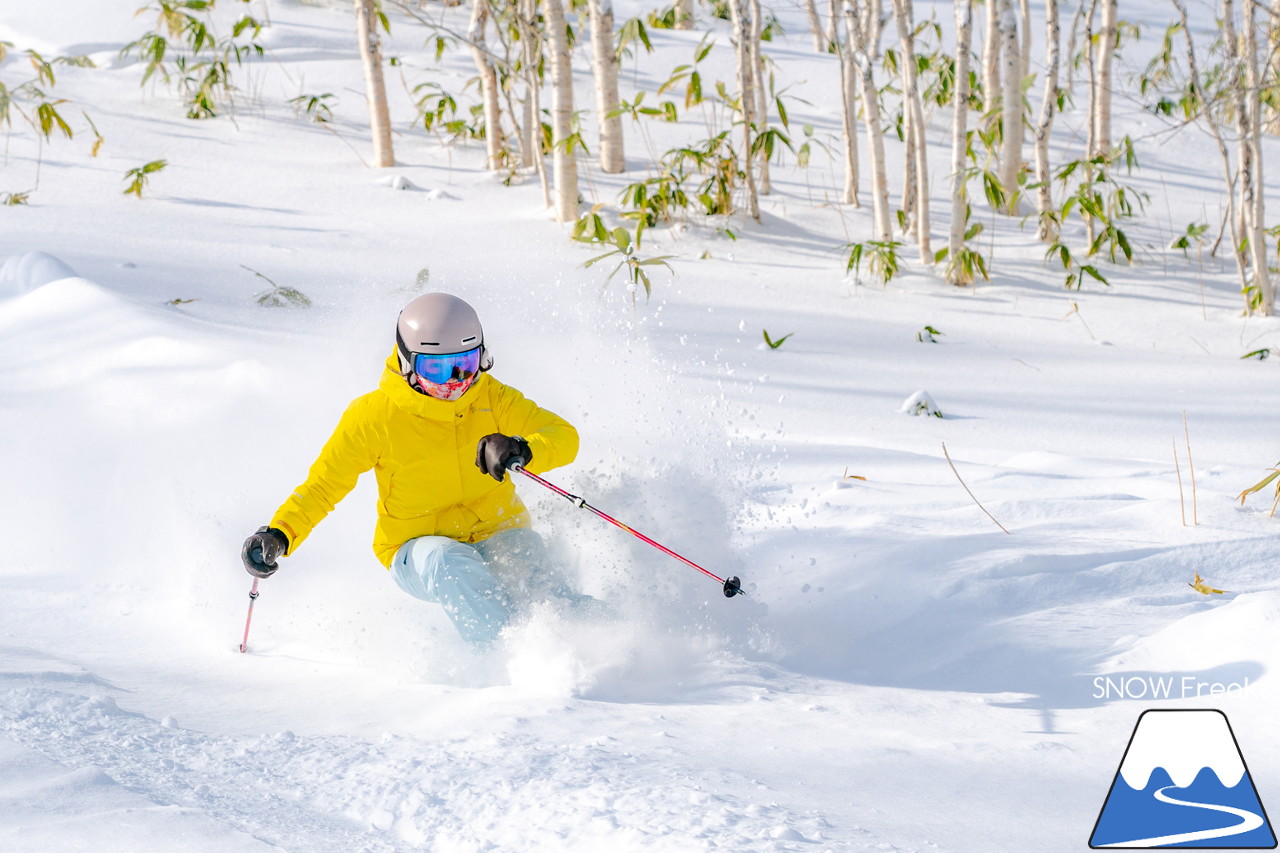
{"left": 694, "top": 35, "right": 715, "bottom": 63}
{"left": 762, "top": 329, "right": 793, "bottom": 349}
{"left": 584, "top": 249, "right": 621, "bottom": 268}
{"left": 1080, "top": 264, "right": 1109, "bottom": 285}
{"left": 611, "top": 226, "right": 631, "bottom": 252}
{"left": 1237, "top": 465, "right": 1280, "bottom": 504}
{"left": 36, "top": 101, "right": 73, "bottom": 140}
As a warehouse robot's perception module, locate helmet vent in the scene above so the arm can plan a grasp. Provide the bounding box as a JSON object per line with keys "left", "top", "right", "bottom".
{"left": 420, "top": 341, "right": 440, "bottom": 347}
{"left": 462, "top": 335, "right": 478, "bottom": 344}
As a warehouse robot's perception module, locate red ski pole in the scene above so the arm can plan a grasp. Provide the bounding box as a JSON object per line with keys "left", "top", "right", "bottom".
{"left": 509, "top": 464, "right": 744, "bottom": 597}
{"left": 238, "top": 578, "right": 260, "bottom": 653}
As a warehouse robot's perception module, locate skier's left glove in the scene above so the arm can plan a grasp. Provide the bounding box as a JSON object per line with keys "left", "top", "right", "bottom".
{"left": 241, "top": 526, "right": 289, "bottom": 578}
{"left": 475, "top": 434, "right": 532, "bottom": 482}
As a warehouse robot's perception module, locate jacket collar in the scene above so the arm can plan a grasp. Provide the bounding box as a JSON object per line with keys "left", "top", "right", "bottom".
{"left": 378, "top": 351, "right": 490, "bottom": 420}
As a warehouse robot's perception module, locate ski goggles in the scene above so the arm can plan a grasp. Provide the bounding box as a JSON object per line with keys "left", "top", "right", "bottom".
{"left": 412, "top": 347, "right": 482, "bottom": 385}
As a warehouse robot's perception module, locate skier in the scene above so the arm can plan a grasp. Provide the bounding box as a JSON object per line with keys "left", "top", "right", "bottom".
{"left": 240, "top": 292, "right": 584, "bottom": 646}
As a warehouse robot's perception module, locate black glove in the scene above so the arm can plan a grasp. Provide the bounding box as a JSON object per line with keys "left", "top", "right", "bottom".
{"left": 475, "top": 434, "right": 532, "bottom": 482}
{"left": 241, "top": 526, "right": 289, "bottom": 578}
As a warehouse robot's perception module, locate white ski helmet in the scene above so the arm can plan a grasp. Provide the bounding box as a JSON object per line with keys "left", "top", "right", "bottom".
{"left": 395, "top": 293, "right": 494, "bottom": 398}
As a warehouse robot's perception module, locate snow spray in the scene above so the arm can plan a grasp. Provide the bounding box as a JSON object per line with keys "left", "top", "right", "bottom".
{"left": 509, "top": 464, "right": 744, "bottom": 598}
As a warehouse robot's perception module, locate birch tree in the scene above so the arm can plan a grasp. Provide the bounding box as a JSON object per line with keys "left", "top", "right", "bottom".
{"left": 545, "top": 0, "right": 578, "bottom": 221}
{"left": 1093, "top": 0, "right": 1116, "bottom": 156}
{"left": 947, "top": 0, "right": 976, "bottom": 284}
{"left": 997, "top": 0, "right": 1021, "bottom": 209}
{"left": 355, "top": 0, "right": 394, "bottom": 167}
{"left": 848, "top": 0, "right": 890, "bottom": 239}
{"left": 749, "top": 0, "right": 771, "bottom": 195}
{"left": 516, "top": 0, "right": 544, "bottom": 179}
{"left": 1033, "top": 0, "right": 1060, "bottom": 240}
{"left": 467, "top": 0, "right": 505, "bottom": 170}
{"left": 804, "top": 0, "right": 827, "bottom": 52}
{"left": 1083, "top": 0, "right": 1099, "bottom": 158}
{"left": 588, "top": 0, "right": 624, "bottom": 173}
{"left": 836, "top": 0, "right": 860, "bottom": 206}
{"left": 982, "top": 0, "right": 1001, "bottom": 113}
{"left": 827, "top": 0, "right": 840, "bottom": 55}
{"left": 891, "top": 0, "right": 930, "bottom": 260}
{"left": 1171, "top": 0, "right": 1248, "bottom": 303}
{"left": 1018, "top": 0, "right": 1031, "bottom": 84}
{"left": 1269, "top": 0, "right": 1280, "bottom": 134}
{"left": 1228, "top": 0, "right": 1269, "bottom": 312}
{"left": 728, "top": 0, "right": 761, "bottom": 221}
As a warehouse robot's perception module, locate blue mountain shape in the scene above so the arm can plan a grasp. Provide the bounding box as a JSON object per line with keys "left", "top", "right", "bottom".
{"left": 1091, "top": 766, "right": 1277, "bottom": 848}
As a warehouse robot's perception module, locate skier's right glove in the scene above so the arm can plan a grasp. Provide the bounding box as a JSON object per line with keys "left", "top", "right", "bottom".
{"left": 241, "top": 526, "right": 289, "bottom": 578}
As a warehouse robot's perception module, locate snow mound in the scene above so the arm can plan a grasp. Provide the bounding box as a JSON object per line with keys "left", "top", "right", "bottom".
{"left": 0, "top": 252, "right": 77, "bottom": 296}
{"left": 378, "top": 174, "right": 422, "bottom": 191}
{"left": 899, "top": 390, "right": 942, "bottom": 417}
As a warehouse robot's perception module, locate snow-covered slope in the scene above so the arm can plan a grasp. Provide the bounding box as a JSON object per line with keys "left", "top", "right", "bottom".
{"left": 4, "top": 1, "right": 1280, "bottom": 851}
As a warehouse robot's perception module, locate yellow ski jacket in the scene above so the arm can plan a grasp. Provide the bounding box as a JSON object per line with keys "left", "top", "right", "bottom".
{"left": 270, "top": 353, "right": 579, "bottom": 567}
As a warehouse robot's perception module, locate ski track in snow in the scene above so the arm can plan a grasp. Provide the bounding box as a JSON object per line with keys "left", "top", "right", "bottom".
{"left": 0, "top": 684, "right": 833, "bottom": 852}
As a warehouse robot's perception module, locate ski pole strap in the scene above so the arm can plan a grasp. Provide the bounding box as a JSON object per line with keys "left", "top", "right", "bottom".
{"left": 508, "top": 464, "right": 744, "bottom": 597}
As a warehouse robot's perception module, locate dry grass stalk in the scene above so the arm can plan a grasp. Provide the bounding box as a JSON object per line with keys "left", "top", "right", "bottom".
{"left": 1183, "top": 411, "right": 1198, "bottom": 525}
{"left": 1173, "top": 436, "right": 1187, "bottom": 526}
{"left": 941, "top": 442, "right": 1010, "bottom": 535}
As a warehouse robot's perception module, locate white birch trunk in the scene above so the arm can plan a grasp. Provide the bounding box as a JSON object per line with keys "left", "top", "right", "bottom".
{"left": 749, "top": 0, "right": 771, "bottom": 195}
{"left": 892, "top": 0, "right": 930, "bottom": 259}
{"left": 1174, "top": 0, "right": 1249, "bottom": 298}
{"left": 1034, "top": 0, "right": 1060, "bottom": 241}
{"left": 1081, "top": 0, "right": 1099, "bottom": 245}
{"left": 1225, "top": 0, "right": 1248, "bottom": 268}
{"left": 849, "top": 0, "right": 891, "bottom": 240}
{"left": 948, "top": 0, "right": 975, "bottom": 283}
{"left": 1242, "top": 0, "right": 1272, "bottom": 313}
{"left": 837, "top": 1, "right": 860, "bottom": 206}
{"left": 467, "top": 0, "right": 504, "bottom": 171}
{"left": 517, "top": 4, "right": 536, "bottom": 172}
{"left": 1094, "top": 0, "right": 1116, "bottom": 157}
{"left": 588, "top": 0, "right": 624, "bottom": 173}
{"left": 1269, "top": 0, "right": 1280, "bottom": 134}
{"left": 729, "top": 0, "right": 761, "bottom": 221}
{"left": 355, "top": 0, "right": 394, "bottom": 168}
{"left": 982, "top": 0, "right": 1001, "bottom": 115}
{"left": 1084, "top": 0, "right": 1099, "bottom": 157}
{"left": 804, "top": 0, "right": 826, "bottom": 52}
{"left": 517, "top": 0, "right": 548, "bottom": 201}
{"left": 1018, "top": 0, "right": 1031, "bottom": 86}
{"left": 827, "top": 0, "right": 840, "bottom": 57}
{"left": 997, "top": 0, "right": 1021, "bottom": 208}
{"left": 898, "top": 16, "right": 917, "bottom": 232}
{"left": 545, "top": 0, "right": 579, "bottom": 222}
{"left": 1065, "top": 0, "right": 1082, "bottom": 93}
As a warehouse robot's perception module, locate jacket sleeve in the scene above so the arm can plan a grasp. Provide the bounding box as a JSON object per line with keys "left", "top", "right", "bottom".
{"left": 493, "top": 383, "right": 579, "bottom": 474}
{"left": 270, "top": 396, "right": 381, "bottom": 554}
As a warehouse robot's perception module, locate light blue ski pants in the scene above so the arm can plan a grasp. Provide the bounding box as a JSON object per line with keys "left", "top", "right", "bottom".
{"left": 390, "top": 527, "right": 576, "bottom": 646}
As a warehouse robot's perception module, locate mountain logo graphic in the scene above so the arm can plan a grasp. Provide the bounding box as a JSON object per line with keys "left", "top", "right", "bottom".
{"left": 1090, "top": 709, "right": 1277, "bottom": 848}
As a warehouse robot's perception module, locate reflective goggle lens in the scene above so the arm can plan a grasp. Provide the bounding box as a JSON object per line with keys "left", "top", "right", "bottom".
{"left": 413, "top": 347, "right": 481, "bottom": 384}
